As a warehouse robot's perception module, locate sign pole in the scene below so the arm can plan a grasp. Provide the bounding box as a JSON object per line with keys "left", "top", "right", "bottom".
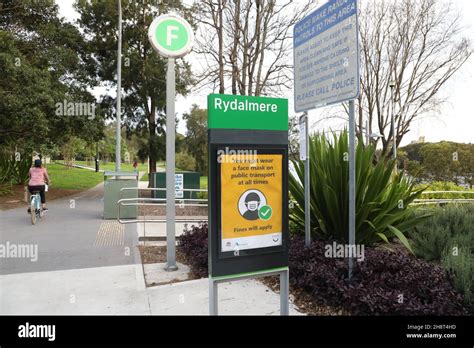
{"left": 280, "top": 269, "right": 289, "bottom": 315}
{"left": 390, "top": 84, "right": 398, "bottom": 171}
{"left": 165, "top": 57, "right": 177, "bottom": 271}
{"left": 115, "top": 0, "right": 122, "bottom": 172}
{"left": 304, "top": 113, "right": 311, "bottom": 247}
{"left": 209, "top": 278, "right": 218, "bottom": 315}
{"left": 149, "top": 13, "right": 194, "bottom": 271}
{"left": 348, "top": 100, "right": 356, "bottom": 279}
{"left": 292, "top": 0, "right": 360, "bottom": 278}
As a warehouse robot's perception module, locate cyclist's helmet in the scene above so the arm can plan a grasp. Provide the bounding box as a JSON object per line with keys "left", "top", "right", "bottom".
{"left": 34, "top": 159, "right": 42, "bottom": 167}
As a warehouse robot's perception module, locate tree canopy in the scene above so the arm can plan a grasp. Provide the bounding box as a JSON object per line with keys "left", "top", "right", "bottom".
{"left": 0, "top": 0, "right": 104, "bottom": 153}
{"left": 74, "top": 0, "right": 195, "bottom": 174}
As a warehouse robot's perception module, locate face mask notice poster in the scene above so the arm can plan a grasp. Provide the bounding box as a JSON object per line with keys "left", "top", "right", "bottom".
{"left": 219, "top": 151, "right": 283, "bottom": 254}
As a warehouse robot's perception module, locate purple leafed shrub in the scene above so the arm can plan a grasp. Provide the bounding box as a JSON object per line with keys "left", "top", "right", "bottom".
{"left": 178, "top": 223, "right": 209, "bottom": 278}
{"left": 289, "top": 236, "right": 468, "bottom": 315}
{"left": 177, "top": 226, "right": 469, "bottom": 315}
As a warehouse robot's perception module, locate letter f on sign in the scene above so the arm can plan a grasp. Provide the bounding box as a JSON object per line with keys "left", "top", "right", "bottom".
{"left": 167, "top": 25, "right": 179, "bottom": 46}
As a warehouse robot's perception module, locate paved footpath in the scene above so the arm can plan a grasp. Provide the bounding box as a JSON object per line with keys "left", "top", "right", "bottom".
{"left": 0, "top": 183, "right": 301, "bottom": 315}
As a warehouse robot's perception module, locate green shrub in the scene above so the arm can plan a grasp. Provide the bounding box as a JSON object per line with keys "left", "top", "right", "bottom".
{"left": 176, "top": 152, "right": 196, "bottom": 172}
{"left": 410, "top": 224, "right": 451, "bottom": 261}
{"left": 0, "top": 152, "right": 31, "bottom": 185}
{"left": 0, "top": 152, "right": 15, "bottom": 183}
{"left": 442, "top": 246, "right": 473, "bottom": 308}
{"left": 13, "top": 156, "right": 31, "bottom": 185}
{"left": 0, "top": 184, "right": 13, "bottom": 196}
{"left": 289, "top": 131, "right": 428, "bottom": 250}
{"left": 196, "top": 191, "right": 208, "bottom": 200}
{"left": 411, "top": 205, "right": 474, "bottom": 261}
{"left": 410, "top": 205, "right": 474, "bottom": 307}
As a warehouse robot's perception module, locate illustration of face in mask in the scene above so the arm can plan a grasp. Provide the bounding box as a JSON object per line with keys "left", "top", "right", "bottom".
{"left": 243, "top": 192, "right": 261, "bottom": 220}
{"left": 247, "top": 200, "right": 259, "bottom": 211}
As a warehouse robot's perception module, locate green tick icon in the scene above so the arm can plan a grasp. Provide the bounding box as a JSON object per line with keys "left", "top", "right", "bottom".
{"left": 258, "top": 205, "right": 272, "bottom": 220}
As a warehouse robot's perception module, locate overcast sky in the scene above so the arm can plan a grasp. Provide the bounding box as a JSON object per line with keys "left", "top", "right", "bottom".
{"left": 57, "top": 0, "right": 473, "bottom": 145}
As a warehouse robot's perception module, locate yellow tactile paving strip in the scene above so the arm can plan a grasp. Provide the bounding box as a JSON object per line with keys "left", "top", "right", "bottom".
{"left": 94, "top": 221, "right": 125, "bottom": 247}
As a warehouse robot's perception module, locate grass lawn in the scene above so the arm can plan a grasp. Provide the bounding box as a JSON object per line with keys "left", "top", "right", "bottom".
{"left": 45, "top": 163, "right": 103, "bottom": 190}
{"left": 72, "top": 160, "right": 148, "bottom": 172}
{"left": 54, "top": 159, "right": 208, "bottom": 190}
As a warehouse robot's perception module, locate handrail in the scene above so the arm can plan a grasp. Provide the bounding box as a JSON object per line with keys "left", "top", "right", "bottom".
{"left": 409, "top": 190, "right": 474, "bottom": 206}
{"left": 120, "top": 187, "right": 207, "bottom": 192}
{"left": 117, "top": 187, "right": 208, "bottom": 224}
{"left": 421, "top": 191, "right": 474, "bottom": 194}
{"left": 411, "top": 198, "right": 474, "bottom": 206}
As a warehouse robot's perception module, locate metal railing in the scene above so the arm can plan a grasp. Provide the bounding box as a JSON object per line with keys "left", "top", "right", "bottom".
{"left": 117, "top": 187, "right": 208, "bottom": 224}
{"left": 411, "top": 190, "right": 474, "bottom": 206}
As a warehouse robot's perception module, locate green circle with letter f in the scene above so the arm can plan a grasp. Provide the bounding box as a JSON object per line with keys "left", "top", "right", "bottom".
{"left": 155, "top": 19, "right": 188, "bottom": 52}
{"left": 148, "top": 14, "right": 194, "bottom": 58}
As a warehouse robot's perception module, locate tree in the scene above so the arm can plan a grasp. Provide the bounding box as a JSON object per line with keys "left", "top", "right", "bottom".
{"left": 0, "top": 0, "right": 104, "bottom": 152}
{"left": 421, "top": 142, "right": 462, "bottom": 183}
{"left": 98, "top": 124, "right": 128, "bottom": 163}
{"left": 357, "top": 0, "right": 472, "bottom": 156}
{"left": 194, "top": 0, "right": 313, "bottom": 96}
{"left": 75, "top": 0, "right": 194, "bottom": 175}
{"left": 61, "top": 136, "right": 86, "bottom": 167}
{"left": 183, "top": 105, "right": 208, "bottom": 174}
{"left": 401, "top": 141, "right": 474, "bottom": 187}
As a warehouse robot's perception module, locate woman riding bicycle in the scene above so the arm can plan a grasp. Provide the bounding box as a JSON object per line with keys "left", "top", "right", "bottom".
{"left": 28, "top": 159, "right": 50, "bottom": 212}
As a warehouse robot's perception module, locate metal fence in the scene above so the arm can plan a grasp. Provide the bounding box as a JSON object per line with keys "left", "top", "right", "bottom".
{"left": 411, "top": 191, "right": 474, "bottom": 206}
{"left": 116, "top": 187, "right": 208, "bottom": 224}
{"left": 116, "top": 188, "right": 473, "bottom": 224}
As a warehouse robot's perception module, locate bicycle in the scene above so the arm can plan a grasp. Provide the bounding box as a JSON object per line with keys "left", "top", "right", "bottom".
{"left": 28, "top": 182, "right": 49, "bottom": 225}
{"left": 29, "top": 190, "right": 45, "bottom": 225}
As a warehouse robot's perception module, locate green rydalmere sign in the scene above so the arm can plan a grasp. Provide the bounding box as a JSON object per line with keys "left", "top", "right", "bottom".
{"left": 208, "top": 93, "right": 289, "bottom": 278}
{"left": 208, "top": 94, "right": 288, "bottom": 131}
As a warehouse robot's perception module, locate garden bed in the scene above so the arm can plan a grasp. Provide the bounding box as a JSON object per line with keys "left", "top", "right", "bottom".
{"left": 177, "top": 223, "right": 471, "bottom": 315}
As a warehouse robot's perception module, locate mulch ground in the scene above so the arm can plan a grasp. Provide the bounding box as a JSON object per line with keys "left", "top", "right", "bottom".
{"left": 138, "top": 243, "right": 347, "bottom": 315}
{"left": 0, "top": 185, "right": 85, "bottom": 211}
{"left": 260, "top": 275, "right": 349, "bottom": 315}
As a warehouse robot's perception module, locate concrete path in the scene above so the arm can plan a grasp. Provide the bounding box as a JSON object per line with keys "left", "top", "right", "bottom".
{"left": 0, "top": 182, "right": 301, "bottom": 315}
{"left": 147, "top": 278, "right": 301, "bottom": 315}
{"left": 0, "top": 182, "right": 147, "bottom": 314}
{"left": 137, "top": 218, "right": 207, "bottom": 240}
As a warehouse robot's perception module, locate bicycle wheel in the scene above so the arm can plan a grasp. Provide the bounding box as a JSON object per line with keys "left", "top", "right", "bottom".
{"left": 30, "top": 199, "right": 36, "bottom": 225}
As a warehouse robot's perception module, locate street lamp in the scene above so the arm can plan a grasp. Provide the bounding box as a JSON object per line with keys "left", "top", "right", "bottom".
{"left": 389, "top": 81, "right": 397, "bottom": 170}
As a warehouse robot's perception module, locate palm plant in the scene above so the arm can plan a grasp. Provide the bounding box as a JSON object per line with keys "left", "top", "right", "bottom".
{"left": 0, "top": 151, "right": 31, "bottom": 186}
{"left": 289, "top": 131, "right": 428, "bottom": 251}
{"left": 13, "top": 156, "right": 32, "bottom": 185}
